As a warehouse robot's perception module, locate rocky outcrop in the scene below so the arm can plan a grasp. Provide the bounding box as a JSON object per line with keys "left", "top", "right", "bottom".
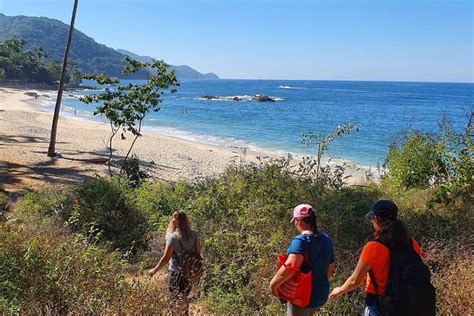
{"left": 200, "top": 94, "right": 276, "bottom": 102}
{"left": 24, "top": 91, "right": 39, "bottom": 98}
{"left": 202, "top": 95, "right": 219, "bottom": 100}
{"left": 252, "top": 95, "right": 275, "bottom": 102}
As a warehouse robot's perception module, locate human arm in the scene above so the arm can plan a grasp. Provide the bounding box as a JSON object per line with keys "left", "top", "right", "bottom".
{"left": 269, "top": 254, "right": 303, "bottom": 296}
{"left": 148, "top": 243, "right": 174, "bottom": 277}
{"left": 327, "top": 262, "right": 336, "bottom": 278}
{"left": 329, "top": 257, "right": 371, "bottom": 299}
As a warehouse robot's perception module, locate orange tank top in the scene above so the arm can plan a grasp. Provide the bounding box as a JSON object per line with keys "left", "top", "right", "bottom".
{"left": 360, "top": 238, "right": 422, "bottom": 295}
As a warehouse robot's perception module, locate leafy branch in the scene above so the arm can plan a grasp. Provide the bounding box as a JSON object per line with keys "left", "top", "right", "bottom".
{"left": 80, "top": 56, "right": 179, "bottom": 176}
{"left": 301, "top": 124, "right": 359, "bottom": 180}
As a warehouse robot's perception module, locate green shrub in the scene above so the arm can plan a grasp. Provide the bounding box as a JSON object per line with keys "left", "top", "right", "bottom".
{"left": 13, "top": 189, "right": 72, "bottom": 235}
{"left": 386, "top": 133, "right": 441, "bottom": 189}
{"left": 69, "top": 177, "right": 148, "bottom": 252}
{"left": 429, "top": 115, "right": 473, "bottom": 205}
{"left": 119, "top": 154, "right": 149, "bottom": 187}
{"left": 385, "top": 114, "right": 473, "bottom": 205}
{"left": 15, "top": 189, "right": 71, "bottom": 219}
{"left": 0, "top": 225, "right": 129, "bottom": 314}
{"left": 133, "top": 181, "right": 190, "bottom": 230}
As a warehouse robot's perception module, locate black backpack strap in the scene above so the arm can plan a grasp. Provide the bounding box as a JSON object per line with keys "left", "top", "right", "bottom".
{"left": 368, "top": 268, "right": 380, "bottom": 295}
{"left": 175, "top": 236, "right": 189, "bottom": 265}
{"left": 368, "top": 239, "right": 390, "bottom": 296}
{"left": 305, "top": 232, "right": 323, "bottom": 262}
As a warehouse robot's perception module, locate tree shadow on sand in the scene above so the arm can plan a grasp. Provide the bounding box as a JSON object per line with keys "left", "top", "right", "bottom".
{"left": 0, "top": 142, "right": 114, "bottom": 191}
{"left": 0, "top": 135, "right": 68, "bottom": 145}
{"left": 0, "top": 159, "right": 96, "bottom": 189}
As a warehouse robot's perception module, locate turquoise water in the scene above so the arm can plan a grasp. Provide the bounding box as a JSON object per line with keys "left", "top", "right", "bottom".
{"left": 61, "top": 80, "right": 473, "bottom": 167}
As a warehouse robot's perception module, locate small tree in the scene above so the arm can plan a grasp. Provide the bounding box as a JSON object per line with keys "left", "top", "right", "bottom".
{"left": 80, "top": 57, "right": 179, "bottom": 176}
{"left": 301, "top": 124, "right": 359, "bottom": 181}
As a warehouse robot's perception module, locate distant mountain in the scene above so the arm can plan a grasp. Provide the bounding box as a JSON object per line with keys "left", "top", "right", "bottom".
{"left": 0, "top": 13, "right": 218, "bottom": 80}
{"left": 116, "top": 49, "right": 219, "bottom": 80}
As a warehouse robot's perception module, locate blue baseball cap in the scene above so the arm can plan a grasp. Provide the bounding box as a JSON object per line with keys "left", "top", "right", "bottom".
{"left": 365, "top": 200, "right": 398, "bottom": 220}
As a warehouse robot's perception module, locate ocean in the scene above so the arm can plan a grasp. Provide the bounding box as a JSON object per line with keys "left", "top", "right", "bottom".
{"left": 58, "top": 80, "right": 473, "bottom": 167}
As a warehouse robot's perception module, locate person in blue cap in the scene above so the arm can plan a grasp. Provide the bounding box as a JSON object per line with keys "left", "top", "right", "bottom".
{"left": 329, "top": 200, "right": 429, "bottom": 316}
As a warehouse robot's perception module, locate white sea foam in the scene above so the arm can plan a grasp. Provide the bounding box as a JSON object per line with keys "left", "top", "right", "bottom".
{"left": 142, "top": 123, "right": 372, "bottom": 170}
{"left": 278, "top": 85, "right": 306, "bottom": 90}
{"left": 81, "top": 88, "right": 103, "bottom": 92}
{"left": 65, "top": 93, "right": 83, "bottom": 99}
{"left": 143, "top": 125, "right": 262, "bottom": 151}
{"left": 197, "top": 95, "right": 284, "bottom": 102}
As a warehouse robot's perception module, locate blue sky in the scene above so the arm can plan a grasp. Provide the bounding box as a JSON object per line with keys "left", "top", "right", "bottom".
{"left": 1, "top": 0, "right": 472, "bottom": 82}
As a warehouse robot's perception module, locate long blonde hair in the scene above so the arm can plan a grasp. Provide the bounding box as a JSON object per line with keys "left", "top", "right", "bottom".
{"left": 166, "top": 211, "right": 192, "bottom": 240}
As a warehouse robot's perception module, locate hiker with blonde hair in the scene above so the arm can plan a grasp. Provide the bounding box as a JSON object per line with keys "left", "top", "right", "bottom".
{"left": 149, "top": 211, "right": 202, "bottom": 314}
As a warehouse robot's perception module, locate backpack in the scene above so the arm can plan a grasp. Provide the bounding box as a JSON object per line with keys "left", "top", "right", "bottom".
{"left": 369, "top": 240, "right": 436, "bottom": 316}
{"left": 276, "top": 234, "right": 320, "bottom": 307}
{"left": 176, "top": 233, "right": 203, "bottom": 282}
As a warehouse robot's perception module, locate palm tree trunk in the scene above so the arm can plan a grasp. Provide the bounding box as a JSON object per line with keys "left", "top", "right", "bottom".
{"left": 47, "top": 0, "right": 79, "bottom": 157}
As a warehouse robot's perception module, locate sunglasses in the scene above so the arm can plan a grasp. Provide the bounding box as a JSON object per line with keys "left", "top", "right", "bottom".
{"left": 365, "top": 211, "right": 375, "bottom": 220}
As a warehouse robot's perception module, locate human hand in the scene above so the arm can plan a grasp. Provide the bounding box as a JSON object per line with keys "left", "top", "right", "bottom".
{"left": 329, "top": 287, "right": 344, "bottom": 299}
{"left": 148, "top": 268, "right": 156, "bottom": 277}
{"left": 269, "top": 282, "right": 280, "bottom": 297}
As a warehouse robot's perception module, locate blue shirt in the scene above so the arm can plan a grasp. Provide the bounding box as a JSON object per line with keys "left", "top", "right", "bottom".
{"left": 287, "top": 232, "right": 335, "bottom": 308}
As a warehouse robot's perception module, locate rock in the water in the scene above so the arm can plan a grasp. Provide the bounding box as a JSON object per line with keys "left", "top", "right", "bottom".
{"left": 233, "top": 96, "right": 242, "bottom": 101}
{"left": 202, "top": 95, "right": 219, "bottom": 100}
{"left": 252, "top": 95, "right": 275, "bottom": 102}
{"left": 24, "top": 91, "right": 39, "bottom": 99}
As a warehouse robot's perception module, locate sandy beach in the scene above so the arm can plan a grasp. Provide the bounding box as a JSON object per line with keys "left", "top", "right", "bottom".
{"left": 0, "top": 87, "right": 367, "bottom": 192}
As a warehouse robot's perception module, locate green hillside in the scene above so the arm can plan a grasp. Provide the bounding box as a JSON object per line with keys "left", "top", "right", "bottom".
{"left": 0, "top": 13, "right": 140, "bottom": 78}
{"left": 116, "top": 49, "right": 219, "bottom": 80}
{"left": 0, "top": 14, "right": 218, "bottom": 80}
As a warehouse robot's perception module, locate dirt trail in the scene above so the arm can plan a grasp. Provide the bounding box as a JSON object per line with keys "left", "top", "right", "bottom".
{"left": 126, "top": 270, "right": 207, "bottom": 315}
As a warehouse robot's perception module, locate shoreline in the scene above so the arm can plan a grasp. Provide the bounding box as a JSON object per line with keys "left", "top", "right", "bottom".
{"left": 58, "top": 93, "right": 376, "bottom": 171}
{"left": 0, "top": 87, "right": 370, "bottom": 192}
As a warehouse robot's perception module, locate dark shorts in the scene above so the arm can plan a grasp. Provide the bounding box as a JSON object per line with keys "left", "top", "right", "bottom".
{"left": 286, "top": 302, "right": 319, "bottom": 316}
{"left": 167, "top": 270, "right": 191, "bottom": 302}
{"left": 364, "top": 294, "right": 385, "bottom": 316}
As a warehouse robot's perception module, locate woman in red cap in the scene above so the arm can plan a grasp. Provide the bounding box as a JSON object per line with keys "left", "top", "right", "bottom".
{"left": 270, "top": 204, "right": 336, "bottom": 316}
{"left": 329, "top": 200, "right": 434, "bottom": 316}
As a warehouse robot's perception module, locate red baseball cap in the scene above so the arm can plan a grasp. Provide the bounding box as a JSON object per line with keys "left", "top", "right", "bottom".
{"left": 291, "top": 204, "right": 313, "bottom": 223}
